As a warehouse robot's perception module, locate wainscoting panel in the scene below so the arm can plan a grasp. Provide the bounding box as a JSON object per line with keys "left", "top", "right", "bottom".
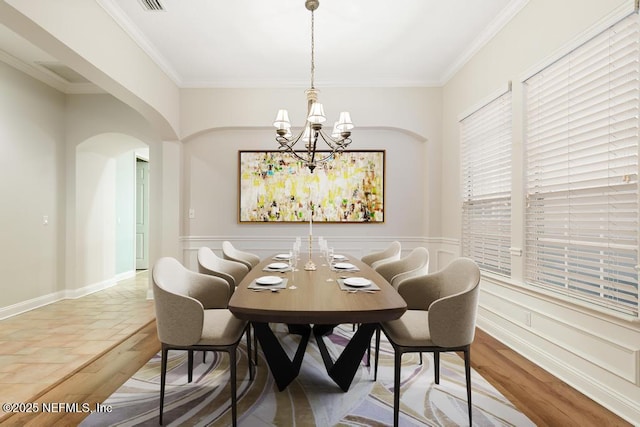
{"left": 480, "top": 285, "right": 638, "bottom": 383}
{"left": 478, "top": 277, "right": 640, "bottom": 424}
{"left": 180, "top": 235, "right": 447, "bottom": 273}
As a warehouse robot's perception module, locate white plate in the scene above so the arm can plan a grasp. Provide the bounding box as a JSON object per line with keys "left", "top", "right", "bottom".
{"left": 267, "top": 262, "right": 289, "bottom": 270}
{"left": 334, "top": 262, "right": 356, "bottom": 269}
{"left": 274, "top": 253, "right": 291, "bottom": 260}
{"left": 332, "top": 254, "right": 347, "bottom": 260}
{"left": 256, "top": 276, "right": 284, "bottom": 285}
{"left": 344, "top": 277, "right": 371, "bottom": 287}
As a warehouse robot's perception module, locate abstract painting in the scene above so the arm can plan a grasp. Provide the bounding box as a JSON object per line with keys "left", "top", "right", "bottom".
{"left": 238, "top": 150, "right": 384, "bottom": 223}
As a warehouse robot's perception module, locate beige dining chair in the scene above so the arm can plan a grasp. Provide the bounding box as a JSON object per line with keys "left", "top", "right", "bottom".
{"left": 374, "top": 257, "right": 481, "bottom": 427}
{"left": 197, "top": 246, "right": 249, "bottom": 294}
{"left": 198, "top": 246, "right": 259, "bottom": 365}
{"left": 152, "top": 257, "right": 253, "bottom": 427}
{"left": 361, "top": 241, "right": 401, "bottom": 268}
{"left": 222, "top": 241, "right": 261, "bottom": 270}
{"left": 374, "top": 247, "right": 429, "bottom": 289}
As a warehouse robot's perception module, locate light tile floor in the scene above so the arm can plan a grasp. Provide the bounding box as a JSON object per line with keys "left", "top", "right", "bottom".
{"left": 0, "top": 271, "right": 154, "bottom": 407}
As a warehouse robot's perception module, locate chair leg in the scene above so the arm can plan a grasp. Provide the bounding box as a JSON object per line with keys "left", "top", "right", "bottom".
{"left": 202, "top": 351, "right": 207, "bottom": 363}
{"left": 230, "top": 348, "right": 238, "bottom": 427}
{"left": 464, "top": 347, "right": 472, "bottom": 425}
{"left": 393, "top": 349, "right": 402, "bottom": 427}
{"left": 246, "top": 325, "right": 254, "bottom": 380}
{"left": 434, "top": 351, "right": 440, "bottom": 384}
{"left": 253, "top": 324, "right": 259, "bottom": 366}
{"left": 188, "top": 350, "right": 194, "bottom": 383}
{"left": 419, "top": 352, "right": 423, "bottom": 365}
{"left": 373, "top": 326, "right": 381, "bottom": 381}
{"left": 159, "top": 345, "right": 168, "bottom": 425}
{"left": 366, "top": 339, "right": 371, "bottom": 367}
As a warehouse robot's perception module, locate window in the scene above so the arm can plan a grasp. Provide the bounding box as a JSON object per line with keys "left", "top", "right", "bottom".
{"left": 524, "top": 13, "right": 639, "bottom": 317}
{"left": 461, "top": 90, "right": 512, "bottom": 276}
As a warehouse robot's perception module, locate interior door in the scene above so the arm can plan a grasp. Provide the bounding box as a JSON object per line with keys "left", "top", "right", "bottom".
{"left": 136, "top": 158, "right": 150, "bottom": 270}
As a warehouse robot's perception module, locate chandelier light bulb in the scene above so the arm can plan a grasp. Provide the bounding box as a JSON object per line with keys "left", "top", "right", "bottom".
{"left": 273, "top": 109, "right": 291, "bottom": 130}
{"left": 307, "top": 102, "right": 326, "bottom": 124}
{"left": 331, "top": 121, "right": 341, "bottom": 139}
{"left": 301, "top": 126, "right": 312, "bottom": 144}
{"left": 336, "top": 111, "right": 354, "bottom": 131}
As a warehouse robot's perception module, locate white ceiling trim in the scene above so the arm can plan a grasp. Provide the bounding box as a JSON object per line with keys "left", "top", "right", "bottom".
{"left": 97, "top": 0, "right": 184, "bottom": 87}
{"left": 439, "top": 0, "right": 530, "bottom": 86}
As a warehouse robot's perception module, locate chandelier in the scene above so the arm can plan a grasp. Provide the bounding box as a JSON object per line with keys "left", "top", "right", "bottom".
{"left": 272, "top": 0, "right": 354, "bottom": 173}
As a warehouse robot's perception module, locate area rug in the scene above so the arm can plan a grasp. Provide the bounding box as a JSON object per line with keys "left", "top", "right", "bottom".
{"left": 81, "top": 324, "right": 533, "bottom": 426}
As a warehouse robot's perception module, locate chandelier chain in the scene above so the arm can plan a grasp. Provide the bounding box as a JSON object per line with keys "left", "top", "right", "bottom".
{"left": 310, "top": 9, "right": 315, "bottom": 89}
{"left": 272, "top": 0, "right": 353, "bottom": 173}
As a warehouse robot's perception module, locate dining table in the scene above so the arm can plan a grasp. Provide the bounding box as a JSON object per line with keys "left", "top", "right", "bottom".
{"left": 228, "top": 251, "right": 407, "bottom": 392}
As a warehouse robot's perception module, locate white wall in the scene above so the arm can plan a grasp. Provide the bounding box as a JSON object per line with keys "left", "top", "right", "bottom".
{"left": 181, "top": 128, "right": 427, "bottom": 265}
{"left": 442, "top": 0, "right": 640, "bottom": 422}
{"left": 0, "top": 77, "right": 161, "bottom": 317}
{"left": 178, "top": 87, "right": 443, "bottom": 269}
{"left": 0, "top": 61, "right": 65, "bottom": 312}
{"left": 76, "top": 147, "right": 117, "bottom": 287}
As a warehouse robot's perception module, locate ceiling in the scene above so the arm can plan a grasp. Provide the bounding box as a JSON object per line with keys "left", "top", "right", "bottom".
{"left": 0, "top": 0, "right": 528, "bottom": 91}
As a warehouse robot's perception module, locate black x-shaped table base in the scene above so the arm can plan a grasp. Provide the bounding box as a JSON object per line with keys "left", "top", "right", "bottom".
{"left": 252, "top": 322, "right": 376, "bottom": 392}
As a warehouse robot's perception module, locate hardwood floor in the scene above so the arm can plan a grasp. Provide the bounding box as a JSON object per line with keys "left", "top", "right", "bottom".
{"left": 470, "top": 332, "right": 631, "bottom": 427}
{"left": 0, "top": 271, "right": 631, "bottom": 426}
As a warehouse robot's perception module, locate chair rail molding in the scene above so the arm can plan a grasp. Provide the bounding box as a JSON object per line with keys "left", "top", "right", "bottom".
{"left": 180, "top": 235, "right": 453, "bottom": 273}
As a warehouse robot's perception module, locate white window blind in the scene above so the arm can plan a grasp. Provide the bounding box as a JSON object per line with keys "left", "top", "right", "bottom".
{"left": 461, "top": 90, "right": 512, "bottom": 276}
{"left": 524, "top": 13, "right": 640, "bottom": 317}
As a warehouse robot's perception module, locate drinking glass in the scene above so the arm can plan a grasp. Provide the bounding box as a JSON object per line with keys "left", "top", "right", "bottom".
{"left": 289, "top": 246, "right": 299, "bottom": 289}
{"left": 325, "top": 247, "right": 333, "bottom": 266}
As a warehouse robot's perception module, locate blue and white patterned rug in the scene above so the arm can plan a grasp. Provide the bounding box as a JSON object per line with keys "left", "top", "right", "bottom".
{"left": 81, "top": 324, "right": 533, "bottom": 426}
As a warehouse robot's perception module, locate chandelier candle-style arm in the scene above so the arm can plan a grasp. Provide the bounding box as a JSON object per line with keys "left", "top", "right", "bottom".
{"left": 271, "top": 0, "right": 354, "bottom": 173}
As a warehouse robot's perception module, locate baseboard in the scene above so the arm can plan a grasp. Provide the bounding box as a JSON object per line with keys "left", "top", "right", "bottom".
{"left": 0, "top": 272, "right": 134, "bottom": 321}
{"left": 0, "top": 291, "right": 67, "bottom": 321}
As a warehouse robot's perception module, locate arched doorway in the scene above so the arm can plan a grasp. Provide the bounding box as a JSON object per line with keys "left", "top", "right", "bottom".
{"left": 75, "top": 133, "right": 149, "bottom": 288}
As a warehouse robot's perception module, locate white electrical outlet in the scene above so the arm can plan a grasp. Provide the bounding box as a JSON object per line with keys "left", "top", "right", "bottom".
{"left": 43, "top": 215, "right": 49, "bottom": 225}
{"left": 188, "top": 208, "right": 195, "bottom": 219}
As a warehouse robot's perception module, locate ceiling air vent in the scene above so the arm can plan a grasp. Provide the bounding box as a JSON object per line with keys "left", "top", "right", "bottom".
{"left": 139, "top": 0, "right": 164, "bottom": 11}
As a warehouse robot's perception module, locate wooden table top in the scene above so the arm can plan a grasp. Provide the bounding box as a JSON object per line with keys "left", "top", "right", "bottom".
{"left": 228, "top": 253, "right": 407, "bottom": 324}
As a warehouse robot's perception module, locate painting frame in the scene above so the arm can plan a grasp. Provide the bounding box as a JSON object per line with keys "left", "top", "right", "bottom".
{"left": 238, "top": 150, "right": 385, "bottom": 223}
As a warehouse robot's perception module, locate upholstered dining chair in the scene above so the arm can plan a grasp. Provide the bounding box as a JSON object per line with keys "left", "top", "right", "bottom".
{"left": 374, "top": 247, "right": 429, "bottom": 289}
{"left": 222, "top": 241, "right": 261, "bottom": 270}
{"left": 361, "top": 240, "right": 401, "bottom": 268}
{"left": 197, "top": 246, "right": 249, "bottom": 294}
{"left": 152, "top": 257, "right": 253, "bottom": 426}
{"left": 374, "top": 257, "right": 481, "bottom": 426}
